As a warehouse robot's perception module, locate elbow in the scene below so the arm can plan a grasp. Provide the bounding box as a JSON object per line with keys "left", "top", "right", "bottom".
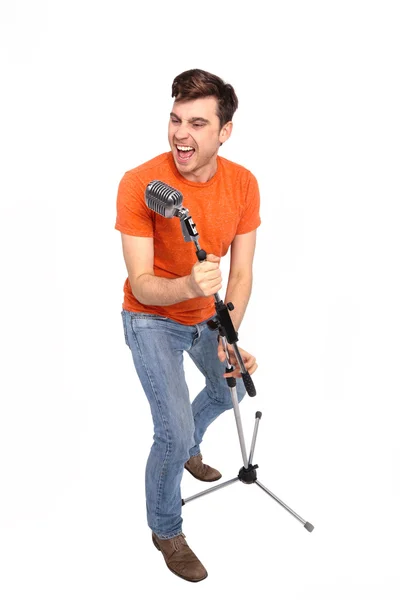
{"left": 129, "top": 273, "right": 149, "bottom": 305}
{"left": 228, "top": 270, "right": 253, "bottom": 285}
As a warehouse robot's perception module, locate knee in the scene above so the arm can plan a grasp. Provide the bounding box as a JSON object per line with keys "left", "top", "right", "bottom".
{"left": 218, "top": 379, "right": 246, "bottom": 408}
{"left": 171, "top": 427, "right": 195, "bottom": 461}
{"left": 154, "top": 426, "right": 195, "bottom": 461}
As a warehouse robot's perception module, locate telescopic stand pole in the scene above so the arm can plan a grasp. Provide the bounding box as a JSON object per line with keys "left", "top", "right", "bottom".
{"left": 178, "top": 210, "right": 314, "bottom": 533}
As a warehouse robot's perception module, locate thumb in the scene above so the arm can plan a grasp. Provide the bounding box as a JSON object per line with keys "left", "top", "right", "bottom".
{"left": 206, "top": 253, "right": 220, "bottom": 263}
{"left": 217, "top": 337, "right": 225, "bottom": 361}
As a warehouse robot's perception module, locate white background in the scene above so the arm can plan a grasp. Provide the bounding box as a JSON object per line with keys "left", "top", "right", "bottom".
{"left": 1, "top": 1, "right": 399, "bottom": 598}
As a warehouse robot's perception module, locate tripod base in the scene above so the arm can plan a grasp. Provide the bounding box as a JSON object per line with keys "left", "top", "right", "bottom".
{"left": 183, "top": 471, "right": 314, "bottom": 532}
{"left": 182, "top": 412, "right": 314, "bottom": 533}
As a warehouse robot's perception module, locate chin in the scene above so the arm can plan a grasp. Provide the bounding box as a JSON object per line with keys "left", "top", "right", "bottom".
{"left": 174, "top": 157, "right": 194, "bottom": 173}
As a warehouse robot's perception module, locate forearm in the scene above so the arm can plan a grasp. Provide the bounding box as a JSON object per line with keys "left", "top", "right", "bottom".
{"left": 224, "top": 274, "right": 253, "bottom": 332}
{"left": 133, "top": 273, "right": 196, "bottom": 306}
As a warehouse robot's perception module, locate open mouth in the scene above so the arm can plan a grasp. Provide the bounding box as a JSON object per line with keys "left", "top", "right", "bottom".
{"left": 176, "top": 144, "right": 195, "bottom": 163}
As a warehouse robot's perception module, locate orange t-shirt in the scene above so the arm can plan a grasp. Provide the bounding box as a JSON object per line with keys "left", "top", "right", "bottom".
{"left": 115, "top": 152, "right": 261, "bottom": 325}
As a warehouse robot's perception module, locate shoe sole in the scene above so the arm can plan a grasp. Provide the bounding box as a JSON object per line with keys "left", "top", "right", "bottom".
{"left": 184, "top": 466, "right": 222, "bottom": 482}
{"left": 152, "top": 535, "right": 208, "bottom": 583}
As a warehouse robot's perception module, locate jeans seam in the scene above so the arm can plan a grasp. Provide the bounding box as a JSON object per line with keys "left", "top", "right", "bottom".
{"left": 125, "top": 310, "right": 168, "bottom": 321}
{"left": 192, "top": 388, "right": 220, "bottom": 422}
{"left": 121, "top": 311, "right": 130, "bottom": 347}
{"left": 130, "top": 327, "right": 172, "bottom": 534}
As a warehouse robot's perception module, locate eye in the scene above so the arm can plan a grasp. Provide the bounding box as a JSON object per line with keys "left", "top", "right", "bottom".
{"left": 170, "top": 117, "right": 180, "bottom": 124}
{"left": 192, "top": 123, "right": 205, "bottom": 128}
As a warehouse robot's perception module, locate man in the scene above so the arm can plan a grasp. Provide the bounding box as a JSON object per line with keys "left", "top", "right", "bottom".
{"left": 115, "top": 69, "right": 261, "bottom": 582}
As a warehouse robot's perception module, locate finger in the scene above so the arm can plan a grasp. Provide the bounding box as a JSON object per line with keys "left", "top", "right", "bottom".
{"left": 223, "top": 368, "right": 242, "bottom": 379}
{"left": 244, "top": 355, "right": 256, "bottom": 369}
{"left": 204, "top": 269, "right": 222, "bottom": 280}
{"left": 217, "top": 339, "right": 226, "bottom": 362}
{"left": 246, "top": 361, "right": 258, "bottom": 375}
{"left": 205, "top": 282, "right": 222, "bottom": 296}
{"left": 243, "top": 357, "right": 257, "bottom": 373}
{"left": 206, "top": 254, "right": 221, "bottom": 263}
{"left": 203, "top": 265, "right": 221, "bottom": 276}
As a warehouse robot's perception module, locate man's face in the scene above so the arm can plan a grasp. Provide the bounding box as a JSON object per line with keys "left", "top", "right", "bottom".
{"left": 168, "top": 96, "right": 232, "bottom": 182}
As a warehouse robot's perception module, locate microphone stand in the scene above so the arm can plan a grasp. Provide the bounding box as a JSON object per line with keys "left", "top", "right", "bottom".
{"left": 177, "top": 208, "right": 314, "bottom": 533}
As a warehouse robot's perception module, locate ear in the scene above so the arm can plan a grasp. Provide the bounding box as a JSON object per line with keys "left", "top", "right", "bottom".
{"left": 219, "top": 121, "right": 233, "bottom": 144}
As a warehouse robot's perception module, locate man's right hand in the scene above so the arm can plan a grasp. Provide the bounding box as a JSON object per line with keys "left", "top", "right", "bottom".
{"left": 189, "top": 254, "right": 222, "bottom": 297}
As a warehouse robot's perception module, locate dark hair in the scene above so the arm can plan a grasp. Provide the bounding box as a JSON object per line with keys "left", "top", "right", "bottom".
{"left": 171, "top": 69, "right": 239, "bottom": 128}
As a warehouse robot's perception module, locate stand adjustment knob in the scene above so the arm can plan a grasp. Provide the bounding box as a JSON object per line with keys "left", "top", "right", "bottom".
{"left": 227, "top": 302, "right": 234, "bottom": 311}
{"left": 206, "top": 319, "right": 219, "bottom": 330}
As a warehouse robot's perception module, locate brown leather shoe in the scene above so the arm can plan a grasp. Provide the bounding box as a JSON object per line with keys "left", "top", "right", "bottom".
{"left": 184, "top": 453, "right": 222, "bottom": 482}
{"left": 152, "top": 532, "right": 208, "bottom": 582}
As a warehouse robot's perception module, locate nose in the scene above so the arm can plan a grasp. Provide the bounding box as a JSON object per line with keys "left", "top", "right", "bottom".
{"left": 174, "top": 121, "right": 190, "bottom": 141}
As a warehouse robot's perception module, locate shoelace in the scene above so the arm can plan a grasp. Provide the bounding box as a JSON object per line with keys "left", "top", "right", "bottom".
{"left": 172, "top": 534, "right": 186, "bottom": 552}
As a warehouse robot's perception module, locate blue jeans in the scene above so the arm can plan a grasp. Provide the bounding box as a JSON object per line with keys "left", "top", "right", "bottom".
{"left": 121, "top": 309, "right": 246, "bottom": 539}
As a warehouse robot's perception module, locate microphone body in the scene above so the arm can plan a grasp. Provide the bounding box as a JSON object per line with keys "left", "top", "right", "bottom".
{"left": 145, "top": 180, "right": 183, "bottom": 218}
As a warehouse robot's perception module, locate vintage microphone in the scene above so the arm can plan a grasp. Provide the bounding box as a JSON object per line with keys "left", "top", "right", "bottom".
{"left": 144, "top": 179, "right": 314, "bottom": 533}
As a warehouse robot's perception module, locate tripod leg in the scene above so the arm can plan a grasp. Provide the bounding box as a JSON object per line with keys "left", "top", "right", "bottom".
{"left": 248, "top": 411, "right": 262, "bottom": 465}
{"left": 219, "top": 335, "right": 249, "bottom": 467}
{"left": 255, "top": 480, "right": 314, "bottom": 531}
{"left": 230, "top": 386, "right": 249, "bottom": 468}
{"left": 182, "top": 477, "right": 240, "bottom": 505}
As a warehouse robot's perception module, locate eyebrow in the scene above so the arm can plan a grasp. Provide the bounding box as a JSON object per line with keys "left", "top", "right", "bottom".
{"left": 170, "top": 112, "right": 210, "bottom": 125}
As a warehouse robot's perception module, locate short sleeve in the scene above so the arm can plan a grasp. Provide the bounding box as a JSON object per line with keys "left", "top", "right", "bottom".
{"left": 114, "top": 172, "right": 154, "bottom": 237}
{"left": 235, "top": 172, "right": 261, "bottom": 235}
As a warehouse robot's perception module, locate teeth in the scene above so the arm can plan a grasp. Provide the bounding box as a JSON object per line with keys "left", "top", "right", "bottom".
{"left": 177, "top": 145, "right": 194, "bottom": 151}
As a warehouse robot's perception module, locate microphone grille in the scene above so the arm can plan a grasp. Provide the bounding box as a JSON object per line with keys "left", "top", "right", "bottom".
{"left": 146, "top": 180, "right": 183, "bottom": 217}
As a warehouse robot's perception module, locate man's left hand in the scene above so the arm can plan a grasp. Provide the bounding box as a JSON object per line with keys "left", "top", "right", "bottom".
{"left": 217, "top": 337, "right": 258, "bottom": 379}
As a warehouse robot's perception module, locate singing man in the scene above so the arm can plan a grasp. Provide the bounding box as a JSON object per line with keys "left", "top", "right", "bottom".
{"left": 115, "top": 68, "right": 261, "bottom": 582}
